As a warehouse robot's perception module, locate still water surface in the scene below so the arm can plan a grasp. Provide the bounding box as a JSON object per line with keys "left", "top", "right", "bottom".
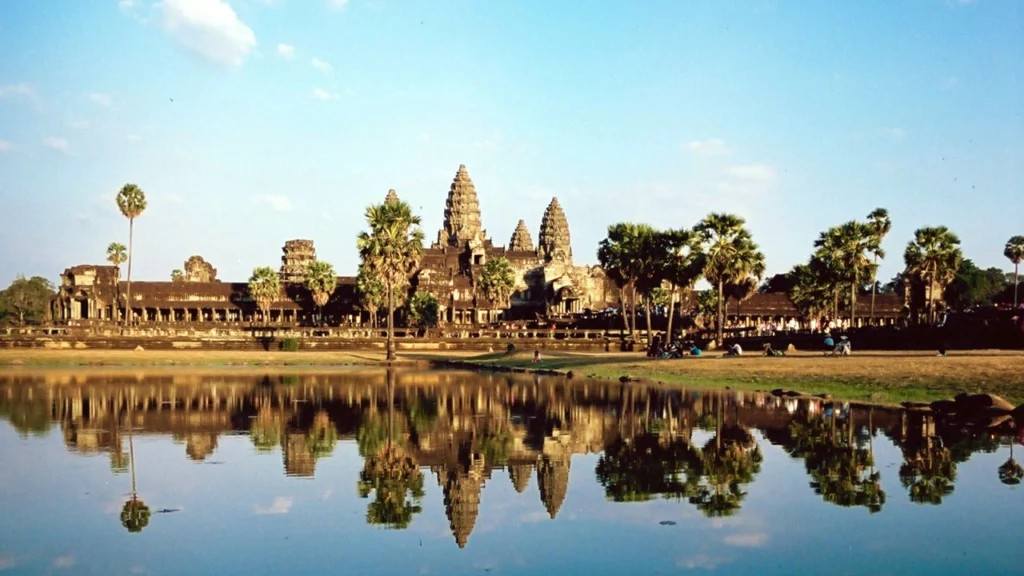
{"left": 1, "top": 369, "right": 1022, "bottom": 575}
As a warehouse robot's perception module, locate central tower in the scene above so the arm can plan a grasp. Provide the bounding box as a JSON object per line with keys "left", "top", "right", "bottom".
{"left": 435, "top": 164, "right": 488, "bottom": 249}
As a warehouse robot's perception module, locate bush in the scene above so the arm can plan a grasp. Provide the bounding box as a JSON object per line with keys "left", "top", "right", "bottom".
{"left": 281, "top": 338, "right": 300, "bottom": 352}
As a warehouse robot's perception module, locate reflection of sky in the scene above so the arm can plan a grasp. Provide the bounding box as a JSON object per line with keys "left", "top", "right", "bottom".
{"left": 1, "top": 420, "right": 1023, "bottom": 576}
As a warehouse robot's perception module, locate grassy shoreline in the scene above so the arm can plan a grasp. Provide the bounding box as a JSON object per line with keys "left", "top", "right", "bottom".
{"left": 1, "top": 348, "right": 1022, "bottom": 405}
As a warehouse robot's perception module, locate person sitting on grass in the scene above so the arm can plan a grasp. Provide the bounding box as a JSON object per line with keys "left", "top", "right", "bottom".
{"left": 724, "top": 343, "right": 743, "bottom": 356}
{"left": 532, "top": 349, "right": 541, "bottom": 364}
{"left": 823, "top": 333, "right": 835, "bottom": 356}
{"left": 763, "top": 343, "right": 785, "bottom": 357}
{"left": 690, "top": 344, "right": 702, "bottom": 356}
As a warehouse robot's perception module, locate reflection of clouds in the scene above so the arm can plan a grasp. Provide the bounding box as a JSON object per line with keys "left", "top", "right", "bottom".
{"left": 254, "top": 496, "right": 293, "bottom": 515}
{"left": 0, "top": 552, "right": 15, "bottom": 571}
{"left": 677, "top": 554, "right": 728, "bottom": 570}
{"left": 517, "top": 511, "right": 550, "bottom": 524}
{"left": 130, "top": 566, "right": 147, "bottom": 574}
{"left": 53, "top": 555, "right": 76, "bottom": 569}
{"left": 723, "top": 533, "right": 768, "bottom": 548}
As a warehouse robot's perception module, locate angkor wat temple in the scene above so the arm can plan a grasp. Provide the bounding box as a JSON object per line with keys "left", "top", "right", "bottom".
{"left": 51, "top": 165, "right": 618, "bottom": 327}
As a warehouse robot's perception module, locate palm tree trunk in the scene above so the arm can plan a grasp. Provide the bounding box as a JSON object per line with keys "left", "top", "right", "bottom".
{"left": 128, "top": 401, "right": 137, "bottom": 497}
{"left": 125, "top": 218, "right": 134, "bottom": 326}
{"left": 716, "top": 279, "right": 724, "bottom": 346}
{"left": 665, "top": 287, "right": 676, "bottom": 344}
{"left": 619, "top": 295, "right": 629, "bottom": 333}
{"left": 630, "top": 284, "right": 638, "bottom": 335}
{"left": 386, "top": 282, "right": 395, "bottom": 361}
{"left": 928, "top": 270, "right": 936, "bottom": 324}
{"left": 850, "top": 277, "right": 857, "bottom": 327}
{"left": 870, "top": 255, "right": 878, "bottom": 324}
{"left": 1014, "top": 263, "right": 1020, "bottom": 309}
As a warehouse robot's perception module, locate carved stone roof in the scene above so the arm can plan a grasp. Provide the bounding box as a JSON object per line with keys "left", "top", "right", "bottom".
{"left": 509, "top": 220, "right": 534, "bottom": 252}
{"left": 184, "top": 256, "right": 217, "bottom": 283}
{"left": 384, "top": 189, "right": 399, "bottom": 205}
{"left": 279, "top": 240, "right": 316, "bottom": 284}
{"left": 538, "top": 197, "right": 572, "bottom": 263}
{"left": 436, "top": 165, "right": 487, "bottom": 249}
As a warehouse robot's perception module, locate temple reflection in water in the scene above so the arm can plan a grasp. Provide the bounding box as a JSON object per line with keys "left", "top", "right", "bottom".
{"left": 0, "top": 370, "right": 1020, "bottom": 548}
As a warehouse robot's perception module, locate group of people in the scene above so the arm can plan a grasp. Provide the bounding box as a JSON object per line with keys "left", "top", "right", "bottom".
{"left": 646, "top": 333, "right": 702, "bottom": 358}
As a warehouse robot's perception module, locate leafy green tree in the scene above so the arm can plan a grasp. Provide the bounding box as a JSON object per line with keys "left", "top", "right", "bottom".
{"left": 247, "top": 266, "right": 281, "bottom": 323}
{"left": 357, "top": 195, "right": 425, "bottom": 360}
{"left": 904, "top": 226, "right": 963, "bottom": 322}
{"left": 1004, "top": 235, "right": 1024, "bottom": 308}
{"left": 304, "top": 260, "right": 337, "bottom": 325}
{"left": 356, "top": 264, "right": 385, "bottom": 328}
{"left": 694, "top": 213, "right": 765, "bottom": 345}
{"left": 787, "top": 260, "right": 833, "bottom": 321}
{"left": 406, "top": 292, "right": 439, "bottom": 329}
{"left": 115, "top": 184, "right": 147, "bottom": 325}
{"left": 477, "top": 257, "right": 516, "bottom": 322}
{"left": 170, "top": 269, "right": 184, "bottom": 282}
{"left": 944, "top": 259, "right": 1008, "bottom": 309}
{"left": 866, "top": 208, "right": 891, "bottom": 322}
{"left": 0, "top": 275, "right": 55, "bottom": 325}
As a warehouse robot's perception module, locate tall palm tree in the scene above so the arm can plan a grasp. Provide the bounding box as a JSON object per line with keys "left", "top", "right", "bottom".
{"left": 866, "top": 208, "right": 891, "bottom": 322}
{"left": 998, "top": 438, "right": 1023, "bottom": 486}
{"left": 813, "top": 226, "right": 848, "bottom": 321}
{"left": 357, "top": 198, "right": 425, "bottom": 361}
{"left": 597, "top": 223, "right": 655, "bottom": 335}
{"left": 356, "top": 264, "right": 385, "bottom": 328}
{"left": 694, "top": 213, "right": 765, "bottom": 345}
{"left": 106, "top": 242, "right": 127, "bottom": 322}
{"left": 659, "top": 228, "right": 704, "bottom": 341}
{"left": 120, "top": 399, "right": 150, "bottom": 534}
{"left": 904, "top": 226, "right": 963, "bottom": 323}
{"left": 787, "top": 261, "right": 833, "bottom": 321}
{"left": 247, "top": 266, "right": 281, "bottom": 324}
{"left": 1004, "top": 235, "right": 1024, "bottom": 308}
{"left": 477, "top": 257, "right": 516, "bottom": 323}
{"left": 115, "top": 184, "right": 147, "bottom": 326}
{"left": 304, "top": 260, "right": 337, "bottom": 326}
{"left": 836, "top": 220, "right": 875, "bottom": 326}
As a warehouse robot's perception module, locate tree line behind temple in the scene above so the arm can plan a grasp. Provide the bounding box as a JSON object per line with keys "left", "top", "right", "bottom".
{"left": 2, "top": 184, "right": 1023, "bottom": 340}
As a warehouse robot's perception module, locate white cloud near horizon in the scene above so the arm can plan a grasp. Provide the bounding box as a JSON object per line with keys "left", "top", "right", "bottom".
{"left": 88, "top": 92, "right": 112, "bottom": 106}
{"left": 261, "top": 195, "right": 292, "bottom": 211}
{"left": 254, "top": 496, "right": 293, "bottom": 514}
{"left": 311, "top": 88, "right": 340, "bottom": 100}
{"left": 156, "top": 0, "right": 257, "bottom": 67}
{"left": 0, "top": 140, "right": 14, "bottom": 153}
{"left": 311, "top": 57, "right": 332, "bottom": 74}
{"left": 0, "top": 83, "right": 35, "bottom": 99}
{"left": 726, "top": 163, "right": 776, "bottom": 182}
{"left": 44, "top": 137, "right": 70, "bottom": 154}
{"left": 685, "top": 138, "right": 731, "bottom": 157}
{"left": 277, "top": 43, "right": 295, "bottom": 59}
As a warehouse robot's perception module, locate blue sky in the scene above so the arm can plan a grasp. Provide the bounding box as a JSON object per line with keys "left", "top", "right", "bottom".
{"left": 0, "top": 0, "right": 1021, "bottom": 287}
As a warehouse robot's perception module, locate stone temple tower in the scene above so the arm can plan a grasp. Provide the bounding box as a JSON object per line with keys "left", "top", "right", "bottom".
{"left": 508, "top": 220, "right": 534, "bottom": 252}
{"left": 435, "top": 165, "right": 487, "bottom": 249}
{"left": 537, "top": 197, "right": 572, "bottom": 263}
{"left": 279, "top": 240, "right": 316, "bottom": 283}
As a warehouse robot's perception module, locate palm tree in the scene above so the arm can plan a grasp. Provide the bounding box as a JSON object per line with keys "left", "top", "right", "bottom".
{"left": 120, "top": 399, "right": 150, "bottom": 534}
{"left": 106, "top": 242, "right": 127, "bottom": 321}
{"left": 835, "top": 221, "right": 875, "bottom": 326}
{"left": 115, "top": 184, "right": 147, "bottom": 325}
{"left": 356, "top": 264, "right": 385, "bottom": 328}
{"left": 788, "top": 260, "right": 833, "bottom": 323}
{"left": 998, "top": 439, "right": 1023, "bottom": 486}
{"left": 866, "top": 208, "right": 891, "bottom": 323}
{"left": 170, "top": 269, "right": 184, "bottom": 282}
{"left": 904, "top": 226, "right": 963, "bottom": 323}
{"left": 247, "top": 266, "right": 281, "bottom": 324}
{"left": 694, "top": 213, "right": 765, "bottom": 345}
{"left": 597, "top": 223, "right": 654, "bottom": 335}
{"left": 658, "top": 229, "right": 704, "bottom": 341}
{"left": 304, "top": 260, "right": 337, "bottom": 326}
{"left": 357, "top": 197, "right": 425, "bottom": 361}
{"left": 477, "top": 257, "right": 516, "bottom": 323}
{"left": 1004, "top": 235, "right": 1024, "bottom": 308}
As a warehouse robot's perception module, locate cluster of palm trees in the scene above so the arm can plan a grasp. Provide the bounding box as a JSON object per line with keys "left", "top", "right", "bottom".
{"left": 597, "top": 213, "right": 766, "bottom": 345}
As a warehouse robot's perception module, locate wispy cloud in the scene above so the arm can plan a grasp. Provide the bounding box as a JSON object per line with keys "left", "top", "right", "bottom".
{"left": 44, "top": 137, "right": 70, "bottom": 154}
{"left": 311, "top": 88, "right": 340, "bottom": 101}
{"left": 723, "top": 532, "right": 768, "bottom": 547}
{"left": 942, "top": 76, "right": 960, "bottom": 90}
{"left": 68, "top": 119, "right": 91, "bottom": 130}
{"left": 127, "top": 134, "right": 142, "bottom": 141}
{"left": 88, "top": 92, "right": 112, "bottom": 106}
{"left": 52, "top": 555, "right": 76, "bottom": 569}
{"left": 676, "top": 555, "right": 727, "bottom": 570}
{"left": 0, "top": 83, "right": 35, "bottom": 100}
{"left": 685, "top": 138, "right": 731, "bottom": 157}
{"left": 726, "top": 163, "right": 776, "bottom": 182}
{"left": 260, "top": 195, "right": 293, "bottom": 211}
{"left": 277, "top": 43, "right": 295, "bottom": 59}
{"left": 156, "top": 0, "right": 257, "bottom": 67}
{"left": 326, "top": 0, "right": 349, "bottom": 10}
{"left": 0, "top": 140, "right": 14, "bottom": 153}
{"left": 254, "top": 496, "right": 293, "bottom": 514}
{"left": 474, "top": 132, "right": 502, "bottom": 150}
{"left": 880, "top": 127, "right": 906, "bottom": 140}
{"left": 311, "top": 57, "right": 333, "bottom": 75}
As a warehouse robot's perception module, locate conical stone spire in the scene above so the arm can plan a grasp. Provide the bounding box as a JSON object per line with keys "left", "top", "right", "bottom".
{"left": 436, "top": 165, "right": 485, "bottom": 248}
{"left": 508, "top": 463, "right": 533, "bottom": 494}
{"left": 384, "top": 189, "right": 399, "bottom": 205}
{"left": 538, "top": 197, "right": 572, "bottom": 263}
{"left": 508, "top": 220, "right": 534, "bottom": 252}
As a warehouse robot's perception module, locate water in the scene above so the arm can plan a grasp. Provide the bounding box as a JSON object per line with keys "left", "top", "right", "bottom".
{"left": 1, "top": 369, "right": 1022, "bottom": 576}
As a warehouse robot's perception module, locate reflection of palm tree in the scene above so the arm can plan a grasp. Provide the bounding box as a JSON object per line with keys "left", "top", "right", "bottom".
{"left": 595, "top": 434, "right": 701, "bottom": 503}
{"left": 358, "top": 369, "right": 424, "bottom": 529}
{"left": 998, "top": 438, "right": 1023, "bottom": 486}
{"left": 120, "top": 402, "right": 150, "bottom": 534}
{"left": 898, "top": 414, "right": 956, "bottom": 505}
{"left": 801, "top": 409, "right": 885, "bottom": 513}
{"left": 250, "top": 406, "right": 282, "bottom": 452}
{"left": 307, "top": 411, "right": 338, "bottom": 458}
{"left": 688, "top": 396, "right": 762, "bottom": 517}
